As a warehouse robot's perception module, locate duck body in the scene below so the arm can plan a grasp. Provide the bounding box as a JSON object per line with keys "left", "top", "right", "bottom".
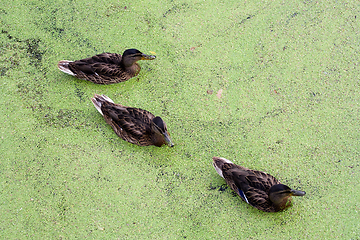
{"left": 58, "top": 49, "right": 156, "bottom": 84}
{"left": 212, "top": 157, "right": 305, "bottom": 212}
{"left": 91, "top": 94, "right": 173, "bottom": 147}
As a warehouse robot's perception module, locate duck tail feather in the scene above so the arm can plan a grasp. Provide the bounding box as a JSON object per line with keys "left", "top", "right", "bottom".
{"left": 91, "top": 94, "right": 114, "bottom": 115}
{"left": 58, "top": 60, "right": 75, "bottom": 76}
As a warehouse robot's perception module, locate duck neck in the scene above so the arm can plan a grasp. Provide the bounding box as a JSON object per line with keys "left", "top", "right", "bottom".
{"left": 121, "top": 57, "right": 137, "bottom": 68}
{"left": 150, "top": 124, "right": 166, "bottom": 147}
{"left": 270, "top": 194, "right": 291, "bottom": 211}
{"left": 151, "top": 132, "right": 165, "bottom": 147}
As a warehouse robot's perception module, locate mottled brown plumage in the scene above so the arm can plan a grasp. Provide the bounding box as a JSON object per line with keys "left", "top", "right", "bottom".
{"left": 213, "top": 157, "right": 305, "bottom": 212}
{"left": 91, "top": 94, "right": 174, "bottom": 147}
{"left": 58, "top": 49, "right": 156, "bottom": 84}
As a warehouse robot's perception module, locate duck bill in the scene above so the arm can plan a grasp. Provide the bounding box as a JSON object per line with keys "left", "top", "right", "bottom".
{"left": 141, "top": 53, "right": 156, "bottom": 60}
{"left": 163, "top": 131, "right": 174, "bottom": 147}
{"left": 290, "top": 189, "right": 306, "bottom": 196}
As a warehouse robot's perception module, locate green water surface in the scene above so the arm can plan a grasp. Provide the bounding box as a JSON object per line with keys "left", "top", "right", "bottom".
{"left": 1, "top": 0, "right": 359, "bottom": 239}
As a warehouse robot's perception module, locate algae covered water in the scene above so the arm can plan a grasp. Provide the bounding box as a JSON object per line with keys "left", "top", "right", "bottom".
{"left": 1, "top": 0, "right": 359, "bottom": 238}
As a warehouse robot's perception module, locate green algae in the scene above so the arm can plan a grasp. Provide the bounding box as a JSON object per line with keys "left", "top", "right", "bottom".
{"left": 1, "top": 0, "right": 360, "bottom": 239}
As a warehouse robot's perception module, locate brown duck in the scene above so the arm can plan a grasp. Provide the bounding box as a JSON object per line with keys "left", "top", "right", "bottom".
{"left": 213, "top": 157, "right": 305, "bottom": 212}
{"left": 58, "top": 49, "right": 156, "bottom": 84}
{"left": 91, "top": 94, "right": 174, "bottom": 147}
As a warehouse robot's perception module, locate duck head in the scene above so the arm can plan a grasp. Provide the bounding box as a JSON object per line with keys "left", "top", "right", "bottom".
{"left": 121, "top": 49, "right": 156, "bottom": 67}
{"left": 269, "top": 184, "right": 306, "bottom": 211}
{"left": 151, "top": 116, "right": 174, "bottom": 147}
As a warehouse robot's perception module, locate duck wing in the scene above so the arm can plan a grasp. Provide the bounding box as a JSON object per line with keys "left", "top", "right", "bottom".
{"left": 77, "top": 53, "right": 123, "bottom": 65}
{"left": 224, "top": 166, "right": 280, "bottom": 212}
{"left": 101, "top": 103, "right": 156, "bottom": 145}
{"left": 70, "top": 53, "right": 123, "bottom": 76}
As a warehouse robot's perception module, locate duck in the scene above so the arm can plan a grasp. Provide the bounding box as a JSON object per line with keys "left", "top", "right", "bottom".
{"left": 58, "top": 49, "right": 156, "bottom": 84}
{"left": 212, "top": 157, "right": 305, "bottom": 212}
{"left": 91, "top": 94, "right": 174, "bottom": 147}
